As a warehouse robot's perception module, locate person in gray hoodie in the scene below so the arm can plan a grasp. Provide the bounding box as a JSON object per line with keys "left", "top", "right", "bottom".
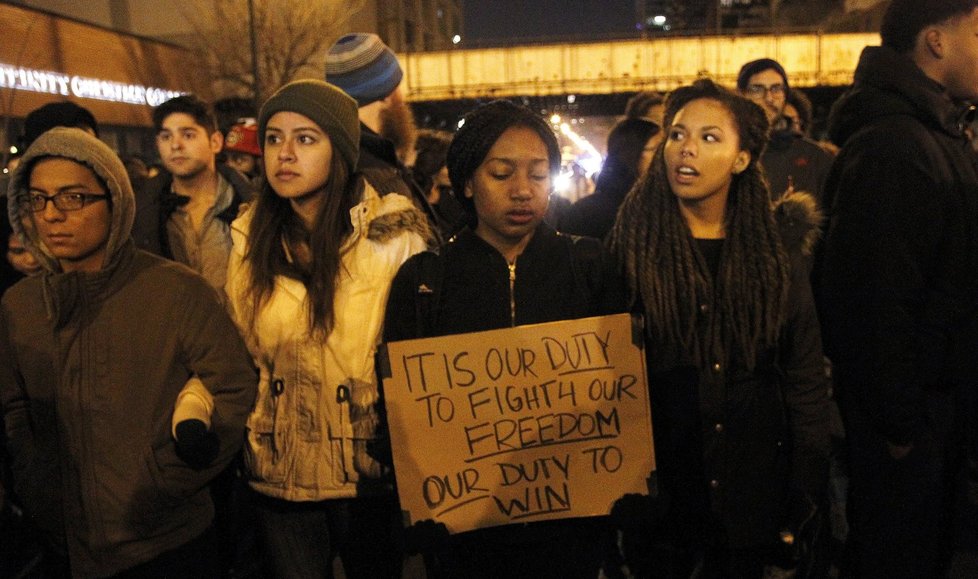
{"left": 0, "top": 127, "right": 257, "bottom": 578}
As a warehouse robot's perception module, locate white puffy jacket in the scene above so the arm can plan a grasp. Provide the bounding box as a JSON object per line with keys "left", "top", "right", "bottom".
{"left": 226, "top": 183, "right": 429, "bottom": 501}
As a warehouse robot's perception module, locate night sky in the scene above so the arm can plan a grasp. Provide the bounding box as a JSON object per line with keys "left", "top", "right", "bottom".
{"left": 462, "top": 0, "right": 641, "bottom": 46}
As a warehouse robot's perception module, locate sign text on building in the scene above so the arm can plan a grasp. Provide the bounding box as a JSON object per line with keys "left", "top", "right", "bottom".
{"left": 0, "top": 62, "right": 185, "bottom": 107}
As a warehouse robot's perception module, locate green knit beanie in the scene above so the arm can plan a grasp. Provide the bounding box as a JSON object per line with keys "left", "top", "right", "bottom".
{"left": 258, "top": 79, "right": 360, "bottom": 170}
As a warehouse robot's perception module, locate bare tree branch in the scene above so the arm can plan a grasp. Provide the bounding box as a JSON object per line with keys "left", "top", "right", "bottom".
{"left": 185, "top": 0, "right": 366, "bottom": 104}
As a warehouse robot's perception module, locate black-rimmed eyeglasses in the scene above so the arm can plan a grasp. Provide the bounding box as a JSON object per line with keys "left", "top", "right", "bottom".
{"left": 744, "top": 84, "right": 786, "bottom": 98}
{"left": 21, "top": 193, "right": 109, "bottom": 213}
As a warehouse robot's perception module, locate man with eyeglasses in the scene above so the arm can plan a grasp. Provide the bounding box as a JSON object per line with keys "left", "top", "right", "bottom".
{"left": 737, "top": 58, "right": 834, "bottom": 205}
{"left": 0, "top": 127, "right": 256, "bottom": 577}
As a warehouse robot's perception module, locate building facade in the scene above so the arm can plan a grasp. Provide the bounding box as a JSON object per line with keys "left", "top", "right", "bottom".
{"left": 350, "top": 0, "right": 463, "bottom": 52}
{"left": 0, "top": 2, "right": 208, "bottom": 161}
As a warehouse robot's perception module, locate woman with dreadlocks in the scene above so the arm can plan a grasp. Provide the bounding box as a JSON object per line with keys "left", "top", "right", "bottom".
{"left": 607, "top": 79, "right": 830, "bottom": 578}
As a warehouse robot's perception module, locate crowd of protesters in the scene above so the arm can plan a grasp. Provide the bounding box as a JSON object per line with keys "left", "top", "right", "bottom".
{"left": 1, "top": 1, "right": 977, "bottom": 577}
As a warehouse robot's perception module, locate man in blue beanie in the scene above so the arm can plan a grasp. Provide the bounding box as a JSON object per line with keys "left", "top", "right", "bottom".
{"left": 737, "top": 58, "right": 833, "bottom": 204}
{"left": 326, "top": 33, "right": 441, "bottom": 239}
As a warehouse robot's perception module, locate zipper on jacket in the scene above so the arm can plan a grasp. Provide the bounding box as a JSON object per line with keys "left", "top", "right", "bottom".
{"left": 508, "top": 260, "right": 517, "bottom": 327}
{"left": 271, "top": 378, "right": 285, "bottom": 461}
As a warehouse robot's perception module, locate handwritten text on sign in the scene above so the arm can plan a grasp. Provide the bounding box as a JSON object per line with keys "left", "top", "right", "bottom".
{"left": 383, "top": 314, "right": 654, "bottom": 534}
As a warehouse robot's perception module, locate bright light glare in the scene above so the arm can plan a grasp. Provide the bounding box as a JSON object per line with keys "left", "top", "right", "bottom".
{"left": 8, "top": 145, "right": 17, "bottom": 154}
{"left": 452, "top": 35, "right": 461, "bottom": 44}
{"left": 653, "top": 15, "right": 667, "bottom": 25}
{"left": 558, "top": 123, "right": 602, "bottom": 160}
{"left": 554, "top": 172, "right": 571, "bottom": 193}
{"left": 567, "top": 94, "right": 576, "bottom": 104}
{"left": 579, "top": 155, "right": 602, "bottom": 176}
{"left": 550, "top": 114, "right": 561, "bottom": 125}
{"left": 457, "top": 118, "right": 466, "bottom": 129}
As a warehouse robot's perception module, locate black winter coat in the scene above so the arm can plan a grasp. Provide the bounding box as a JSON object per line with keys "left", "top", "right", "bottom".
{"left": 358, "top": 125, "right": 443, "bottom": 241}
{"left": 648, "top": 193, "right": 830, "bottom": 551}
{"left": 761, "top": 130, "right": 834, "bottom": 203}
{"left": 384, "top": 224, "right": 626, "bottom": 340}
{"left": 382, "top": 224, "right": 627, "bottom": 577}
{"left": 558, "top": 165, "right": 636, "bottom": 241}
{"left": 817, "top": 46, "right": 978, "bottom": 448}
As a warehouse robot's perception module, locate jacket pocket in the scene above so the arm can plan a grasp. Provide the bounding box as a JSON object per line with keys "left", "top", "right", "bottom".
{"left": 335, "top": 378, "right": 389, "bottom": 480}
{"left": 244, "top": 376, "right": 289, "bottom": 484}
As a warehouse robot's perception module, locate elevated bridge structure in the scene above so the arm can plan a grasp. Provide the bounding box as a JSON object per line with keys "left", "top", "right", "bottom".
{"left": 400, "top": 32, "right": 879, "bottom": 123}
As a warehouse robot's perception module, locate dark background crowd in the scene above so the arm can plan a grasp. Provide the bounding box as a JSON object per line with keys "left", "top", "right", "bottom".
{"left": 2, "top": 1, "right": 978, "bottom": 578}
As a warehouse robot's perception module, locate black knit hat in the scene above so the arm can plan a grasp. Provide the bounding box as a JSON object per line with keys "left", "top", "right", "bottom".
{"left": 23, "top": 101, "right": 99, "bottom": 148}
{"left": 258, "top": 79, "right": 360, "bottom": 170}
{"left": 736, "top": 58, "right": 789, "bottom": 97}
{"left": 447, "top": 100, "right": 560, "bottom": 223}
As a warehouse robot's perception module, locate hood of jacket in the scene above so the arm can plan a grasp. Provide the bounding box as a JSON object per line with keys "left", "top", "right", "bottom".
{"left": 774, "top": 189, "right": 822, "bottom": 257}
{"left": 6, "top": 127, "right": 135, "bottom": 275}
{"left": 828, "top": 46, "right": 972, "bottom": 148}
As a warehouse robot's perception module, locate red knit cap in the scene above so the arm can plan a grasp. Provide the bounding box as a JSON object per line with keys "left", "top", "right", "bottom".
{"left": 224, "top": 122, "right": 261, "bottom": 157}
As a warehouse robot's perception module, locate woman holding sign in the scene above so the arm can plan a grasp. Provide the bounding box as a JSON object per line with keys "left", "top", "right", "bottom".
{"left": 224, "top": 80, "right": 432, "bottom": 578}
{"left": 383, "top": 100, "right": 626, "bottom": 578}
{"left": 608, "top": 79, "right": 830, "bottom": 577}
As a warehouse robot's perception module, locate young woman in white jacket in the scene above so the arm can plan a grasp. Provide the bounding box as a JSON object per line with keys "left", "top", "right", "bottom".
{"left": 225, "top": 79, "right": 432, "bottom": 578}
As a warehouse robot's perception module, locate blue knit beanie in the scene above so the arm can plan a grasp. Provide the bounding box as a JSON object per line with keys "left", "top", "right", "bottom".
{"left": 326, "top": 33, "right": 403, "bottom": 106}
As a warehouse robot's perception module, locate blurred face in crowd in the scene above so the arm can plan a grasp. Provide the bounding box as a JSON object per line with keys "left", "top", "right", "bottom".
{"left": 466, "top": 125, "right": 551, "bottom": 260}
{"left": 28, "top": 157, "right": 111, "bottom": 273}
{"left": 6, "top": 231, "right": 42, "bottom": 276}
{"left": 783, "top": 103, "right": 802, "bottom": 134}
{"left": 743, "top": 68, "right": 787, "bottom": 126}
{"left": 665, "top": 98, "right": 749, "bottom": 212}
{"left": 646, "top": 103, "right": 666, "bottom": 127}
{"left": 156, "top": 113, "right": 222, "bottom": 179}
{"left": 226, "top": 152, "right": 258, "bottom": 177}
{"left": 933, "top": 8, "right": 978, "bottom": 102}
{"left": 380, "top": 85, "right": 417, "bottom": 160}
{"left": 638, "top": 134, "right": 660, "bottom": 178}
{"left": 263, "top": 111, "right": 333, "bottom": 224}
{"left": 428, "top": 165, "right": 451, "bottom": 205}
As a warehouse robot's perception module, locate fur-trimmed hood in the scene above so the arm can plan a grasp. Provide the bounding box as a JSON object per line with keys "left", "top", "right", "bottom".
{"left": 774, "top": 190, "right": 822, "bottom": 257}
{"left": 356, "top": 182, "right": 434, "bottom": 247}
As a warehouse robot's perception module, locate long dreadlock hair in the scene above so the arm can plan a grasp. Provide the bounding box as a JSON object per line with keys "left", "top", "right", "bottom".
{"left": 608, "top": 79, "right": 790, "bottom": 370}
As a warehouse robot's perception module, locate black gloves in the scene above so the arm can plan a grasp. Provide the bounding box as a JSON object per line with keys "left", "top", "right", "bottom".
{"left": 174, "top": 419, "right": 219, "bottom": 470}
{"left": 403, "top": 519, "right": 451, "bottom": 555}
{"left": 779, "top": 490, "right": 819, "bottom": 565}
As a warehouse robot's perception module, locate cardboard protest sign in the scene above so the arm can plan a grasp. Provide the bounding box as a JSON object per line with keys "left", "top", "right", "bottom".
{"left": 381, "top": 313, "right": 654, "bottom": 535}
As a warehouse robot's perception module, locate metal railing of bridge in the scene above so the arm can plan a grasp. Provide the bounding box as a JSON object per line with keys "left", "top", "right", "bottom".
{"left": 400, "top": 32, "right": 880, "bottom": 101}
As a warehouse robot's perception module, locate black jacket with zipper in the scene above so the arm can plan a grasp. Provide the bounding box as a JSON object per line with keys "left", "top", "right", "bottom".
{"left": 384, "top": 223, "right": 626, "bottom": 341}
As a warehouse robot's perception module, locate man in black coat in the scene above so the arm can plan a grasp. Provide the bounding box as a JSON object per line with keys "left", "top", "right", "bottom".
{"left": 816, "top": 1, "right": 978, "bottom": 576}
{"left": 737, "top": 58, "right": 834, "bottom": 205}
